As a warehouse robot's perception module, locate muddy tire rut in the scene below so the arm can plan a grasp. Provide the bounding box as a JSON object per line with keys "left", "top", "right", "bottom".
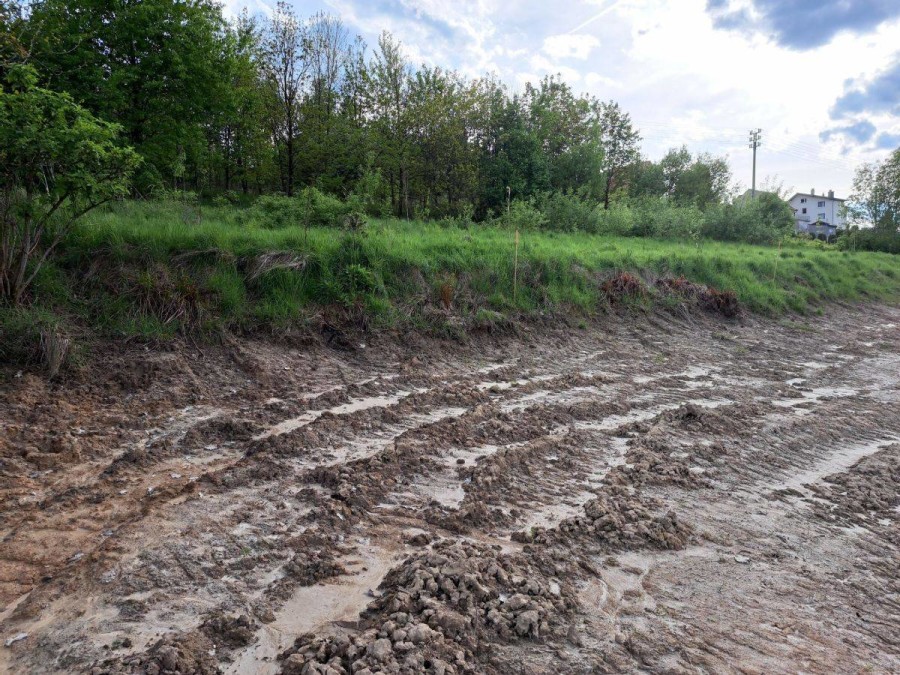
{"left": 1, "top": 306, "right": 899, "bottom": 673}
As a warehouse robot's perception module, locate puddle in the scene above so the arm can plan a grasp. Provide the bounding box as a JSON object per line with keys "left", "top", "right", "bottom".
{"left": 227, "top": 546, "right": 397, "bottom": 675}
{"left": 255, "top": 391, "right": 422, "bottom": 439}
{"left": 772, "top": 386, "right": 857, "bottom": 409}
{"left": 774, "top": 437, "right": 897, "bottom": 496}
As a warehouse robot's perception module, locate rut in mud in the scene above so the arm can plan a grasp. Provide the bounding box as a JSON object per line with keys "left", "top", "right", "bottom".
{"left": 1, "top": 305, "right": 899, "bottom": 674}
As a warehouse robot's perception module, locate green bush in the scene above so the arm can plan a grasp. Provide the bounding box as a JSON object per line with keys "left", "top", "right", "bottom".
{"left": 250, "top": 187, "right": 352, "bottom": 229}
{"left": 837, "top": 228, "right": 900, "bottom": 254}
{"left": 541, "top": 192, "right": 600, "bottom": 232}
{"left": 252, "top": 195, "right": 305, "bottom": 228}
{"left": 503, "top": 199, "right": 547, "bottom": 230}
{"left": 595, "top": 203, "right": 635, "bottom": 236}
{"left": 703, "top": 193, "right": 793, "bottom": 244}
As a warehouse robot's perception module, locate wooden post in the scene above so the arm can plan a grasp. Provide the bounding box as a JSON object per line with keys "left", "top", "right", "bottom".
{"left": 772, "top": 237, "right": 782, "bottom": 285}
{"left": 514, "top": 228, "right": 519, "bottom": 303}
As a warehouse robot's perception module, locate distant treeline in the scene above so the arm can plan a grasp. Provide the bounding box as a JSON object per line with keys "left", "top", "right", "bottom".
{"left": 5, "top": 0, "right": 736, "bottom": 219}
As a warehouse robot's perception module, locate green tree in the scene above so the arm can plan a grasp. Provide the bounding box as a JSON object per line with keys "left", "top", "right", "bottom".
{"left": 262, "top": 1, "right": 309, "bottom": 196}
{"left": 26, "top": 0, "right": 232, "bottom": 191}
{"left": 847, "top": 149, "right": 900, "bottom": 232}
{"left": 598, "top": 101, "right": 641, "bottom": 209}
{"left": 367, "top": 32, "right": 413, "bottom": 217}
{"left": 0, "top": 65, "right": 139, "bottom": 304}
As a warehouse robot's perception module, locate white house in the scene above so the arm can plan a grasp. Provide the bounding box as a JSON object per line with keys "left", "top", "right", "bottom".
{"left": 787, "top": 189, "right": 845, "bottom": 237}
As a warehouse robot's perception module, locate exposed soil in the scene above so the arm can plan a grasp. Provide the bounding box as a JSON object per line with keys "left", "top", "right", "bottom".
{"left": 1, "top": 304, "right": 899, "bottom": 674}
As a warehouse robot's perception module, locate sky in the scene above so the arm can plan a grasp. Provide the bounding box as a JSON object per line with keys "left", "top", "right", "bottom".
{"left": 222, "top": 0, "right": 900, "bottom": 199}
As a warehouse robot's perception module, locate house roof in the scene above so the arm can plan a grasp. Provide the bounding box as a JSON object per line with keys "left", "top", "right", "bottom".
{"left": 789, "top": 192, "right": 845, "bottom": 202}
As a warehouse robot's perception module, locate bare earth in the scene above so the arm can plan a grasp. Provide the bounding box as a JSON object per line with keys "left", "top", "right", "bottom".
{"left": 1, "top": 304, "right": 898, "bottom": 674}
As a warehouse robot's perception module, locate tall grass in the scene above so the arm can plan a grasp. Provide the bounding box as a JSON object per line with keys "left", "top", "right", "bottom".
{"left": 20, "top": 200, "right": 900, "bottom": 340}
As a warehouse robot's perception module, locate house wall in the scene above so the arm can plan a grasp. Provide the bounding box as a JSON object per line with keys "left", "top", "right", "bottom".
{"left": 789, "top": 193, "right": 845, "bottom": 232}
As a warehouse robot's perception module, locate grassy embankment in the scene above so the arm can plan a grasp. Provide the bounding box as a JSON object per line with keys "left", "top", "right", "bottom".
{"left": 2, "top": 199, "right": 899, "bottom": 366}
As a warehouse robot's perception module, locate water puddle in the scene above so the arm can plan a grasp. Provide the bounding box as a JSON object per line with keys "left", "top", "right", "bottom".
{"left": 774, "top": 437, "right": 897, "bottom": 496}
{"left": 227, "top": 545, "right": 397, "bottom": 675}
{"left": 771, "top": 386, "right": 857, "bottom": 409}
{"left": 255, "top": 391, "right": 421, "bottom": 439}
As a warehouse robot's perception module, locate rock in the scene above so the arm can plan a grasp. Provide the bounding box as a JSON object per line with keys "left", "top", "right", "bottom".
{"left": 368, "top": 638, "right": 393, "bottom": 662}
{"left": 734, "top": 555, "right": 750, "bottom": 564}
{"left": 407, "top": 532, "right": 431, "bottom": 547}
{"left": 505, "top": 593, "right": 530, "bottom": 611}
{"left": 515, "top": 610, "right": 540, "bottom": 637}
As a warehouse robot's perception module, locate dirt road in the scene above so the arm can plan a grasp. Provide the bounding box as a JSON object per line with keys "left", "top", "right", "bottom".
{"left": 1, "top": 304, "right": 898, "bottom": 674}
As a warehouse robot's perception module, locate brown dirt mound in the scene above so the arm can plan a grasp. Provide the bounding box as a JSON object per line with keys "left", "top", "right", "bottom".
{"left": 515, "top": 485, "right": 692, "bottom": 552}
{"left": 93, "top": 630, "right": 219, "bottom": 674}
{"left": 279, "top": 539, "right": 577, "bottom": 674}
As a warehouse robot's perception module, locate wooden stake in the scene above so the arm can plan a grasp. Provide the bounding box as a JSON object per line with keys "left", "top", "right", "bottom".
{"left": 772, "top": 238, "right": 782, "bottom": 284}
{"left": 513, "top": 228, "right": 519, "bottom": 302}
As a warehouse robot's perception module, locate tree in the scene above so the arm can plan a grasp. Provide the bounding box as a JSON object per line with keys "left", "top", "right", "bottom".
{"left": 0, "top": 1, "right": 29, "bottom": 73}
{"left": 847, "top": 149, "right": 900, "bottom": 232}
{"left": 212, "top": 11, "right": 271, "bottom": 195}
{"left": 0, "top": 65, "right": 139, "bottom": 305}
{"left": 598, "top": 101, "right": 640, "bottom": 209}
{"left": 262, "top": 2, "right": 309, "bottom": 196}
{"left": 26, "top": 0, "right": 232, "bottom": 191}
{"left": 367, "top": 32, "right": 412, "bottom": 217}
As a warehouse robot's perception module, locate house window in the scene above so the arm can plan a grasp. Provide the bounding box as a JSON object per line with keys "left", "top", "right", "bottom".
{"left": 818, "top": 200, "right": 825, "bottom": 207}
{"left": 802, "top": 207, "right": 807, "bottom": 214}
{"left": 800, "top": 198, "right": 807, "bottom": 203}
{"left": 818, "top": 213, "right": 826, "bottom": 221}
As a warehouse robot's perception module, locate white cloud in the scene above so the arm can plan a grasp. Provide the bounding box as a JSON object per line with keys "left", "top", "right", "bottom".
{"left": 542, "top": 34, "right": 600, "bottom": 60}
{"left": 584, "top": 72, "right": 620, "bottom": 90}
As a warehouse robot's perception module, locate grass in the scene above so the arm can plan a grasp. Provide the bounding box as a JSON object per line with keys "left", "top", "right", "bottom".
{"left": 4, "top": 199, "right": 900, "bottom": 360}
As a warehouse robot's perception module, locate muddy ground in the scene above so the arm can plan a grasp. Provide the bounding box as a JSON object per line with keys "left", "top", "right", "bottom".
{"left": 1, "top": 304, "right": 898, "bottom": 674}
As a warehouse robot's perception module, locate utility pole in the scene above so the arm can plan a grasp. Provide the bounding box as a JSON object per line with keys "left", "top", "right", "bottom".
{"left": 748, "top": 129, "right": 762, "bottom": 197}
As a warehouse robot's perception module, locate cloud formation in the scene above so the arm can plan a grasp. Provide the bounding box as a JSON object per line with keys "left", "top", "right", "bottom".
{"left": 830, "top": 55, "right": 900, "bottom": 118}
{"left": 542, "top": 34, "right": 600, "bottom": 60}
{"left": 706, "top": 0, "right": 900, "bottom": 50}
{"left": 819, "top": 120, "right": 877, "bottom": 144}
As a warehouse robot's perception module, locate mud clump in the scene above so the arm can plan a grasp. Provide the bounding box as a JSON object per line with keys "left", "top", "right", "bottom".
{"left": 279, "top": 540, "right": 576, "bottom": 674}
{"left": 811, "top": 444, "right": 900, "bottom": 528}
{"left": 181, "top": 417, "right": 262, "bottom": 448}
{"left": 200, "top": 611, "right": 257, "bottom": 649}
{"left": 92, "top": 630, "right": 218, "bottom": 675}
{"left": 516, "top": 485, "right": 692, "bottom": 552}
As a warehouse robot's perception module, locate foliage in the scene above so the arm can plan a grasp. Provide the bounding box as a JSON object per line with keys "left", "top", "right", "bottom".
{"left": 702, "top": 192, "right": 794, "bottom": 244}
{"left": 0, "top": 65, "right": 139, "bottom": 304}
{"left": 25, "top": 0, "right": 235, "bottom": 192}
{"left": 846, "top": 148, "right": 900, "bottom": 233}
{"left": 837, "top": 227, "right": 900, "bottom": 254}
{"left": 502, "top": 199, "right": 548, "bottom": 231}
{"left": 29, "top": 199, "right": 900, "bottom": 341}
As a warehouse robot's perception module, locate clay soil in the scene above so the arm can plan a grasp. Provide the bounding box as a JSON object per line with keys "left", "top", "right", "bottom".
{"left": 1, "top": 305, "right": 899, "bottom": 674}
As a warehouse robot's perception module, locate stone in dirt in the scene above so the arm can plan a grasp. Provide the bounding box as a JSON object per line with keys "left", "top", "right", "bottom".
{"left": 279, "top": 539, "right": 578, "bottom": 674}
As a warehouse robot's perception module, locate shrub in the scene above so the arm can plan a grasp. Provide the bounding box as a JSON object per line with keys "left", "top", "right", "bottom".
{"left": 301, "top": 186, "right": 352, "bottom": 227}
{"left": 703, "top": 193, "right": 793, "bottom": 244}
{"left": 541, "top": 192, "right": 600, "bottom": 232}
{"left": 252, "top": 195, "right": 304, "bottom": 228}
{"left": 837, "top": 228, "right": 900, "bottom": 254}
{"left": 503, "top": 199, "right": 547, "bottom": 230}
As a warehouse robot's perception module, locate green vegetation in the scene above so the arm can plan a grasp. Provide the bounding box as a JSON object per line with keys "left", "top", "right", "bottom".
{"left": 2, "top": 200, "right": 895, "bottom": 354}
{"left": 2, "top": 0, "right": 898, "bottom": 375}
